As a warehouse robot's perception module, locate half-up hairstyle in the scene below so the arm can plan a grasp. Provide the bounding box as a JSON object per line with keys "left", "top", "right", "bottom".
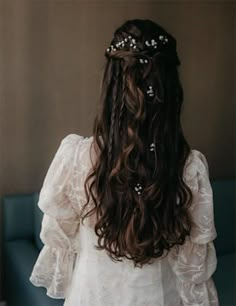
{"left": 80, "top": 19, "right": 193, "bottom": 268}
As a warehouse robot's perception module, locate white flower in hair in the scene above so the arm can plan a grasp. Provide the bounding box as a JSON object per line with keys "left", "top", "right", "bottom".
{"left": 134, "top": 183, "right": 143, "bottom": 195}
{"left": 150, "top": 143, "right": 155, "bottom": 151}
{"left": 147, "top": 85, "right": 154, "bottom": 97}
{"left": 139, "top": 58, "right": 149, "bottom": 64}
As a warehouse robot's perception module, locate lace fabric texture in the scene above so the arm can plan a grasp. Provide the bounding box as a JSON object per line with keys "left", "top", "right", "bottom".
{"left": 29, "top": 134, "right": 219, "bottom": 306}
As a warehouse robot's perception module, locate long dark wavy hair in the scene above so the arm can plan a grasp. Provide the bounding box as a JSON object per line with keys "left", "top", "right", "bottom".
{"left": 80, "top": 19, "right": 193, "bottom": 268}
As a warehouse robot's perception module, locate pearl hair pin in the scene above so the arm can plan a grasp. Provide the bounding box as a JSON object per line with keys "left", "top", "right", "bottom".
{"left": 150, "top": 143, "right": 155, "bottom": 151}
{"left": 134, "top": 183, "right": 143, "bottom": 195}
{"left": 147, "top": 85, "right": 154, "bottom": 97}
{"left": 176, "top": 196, "right": 180, "bottom": 205}
{"left": 139, "top": 58, "right": 149, "bottom": 64}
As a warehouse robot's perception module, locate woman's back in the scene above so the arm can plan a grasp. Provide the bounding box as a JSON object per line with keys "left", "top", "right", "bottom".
{"left": 30, "top": 18, "right": 219, "bottom": 305}
{"left": 30, "top": 134, "right": 219, "bottom": 305}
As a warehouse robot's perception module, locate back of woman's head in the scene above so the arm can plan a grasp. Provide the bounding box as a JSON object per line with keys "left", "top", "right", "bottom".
{"left": 81, "top": 19, "right": 193, "bottom": 267}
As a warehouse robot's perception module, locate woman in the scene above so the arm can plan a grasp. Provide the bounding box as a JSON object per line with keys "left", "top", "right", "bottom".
{"left": 30, "top": 19, "right": 219, "bottom": 306}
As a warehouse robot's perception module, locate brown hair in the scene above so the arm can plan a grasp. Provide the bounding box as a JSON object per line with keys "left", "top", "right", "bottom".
{"left": 80, "top": 19, "right": 193, "bottom": 268}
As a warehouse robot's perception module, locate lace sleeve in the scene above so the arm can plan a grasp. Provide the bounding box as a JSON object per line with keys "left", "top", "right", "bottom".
{"left": 168, "top": 150, "right": 219, "bottom": 306}
{"left": 29, "top": 134, "right": 83, "bottom": 299}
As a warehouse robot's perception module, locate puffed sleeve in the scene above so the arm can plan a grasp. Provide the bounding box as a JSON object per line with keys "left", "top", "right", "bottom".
{"left": 29, "top": 134, "right": 84, "bottom": 299}
{"left": 168, "top": 150, "right": 219, "bottom": 306}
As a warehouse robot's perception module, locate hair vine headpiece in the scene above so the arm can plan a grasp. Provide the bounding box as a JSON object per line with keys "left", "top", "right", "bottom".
{"left": 145, "top": 35, "right": 168, "bottom": 48}
{"left": 105, "top": 32, "right": 180, "bottom": 68}
{"left": 106, "top": 35, "right": 136, "bottom": 53}
{"left": 106, "top": 34, "right": 169, "bottom": 54}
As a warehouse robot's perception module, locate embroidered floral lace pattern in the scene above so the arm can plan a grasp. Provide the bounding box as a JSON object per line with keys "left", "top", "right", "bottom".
{"left": 29, "top": 134, "right": 219, "bottom": 306}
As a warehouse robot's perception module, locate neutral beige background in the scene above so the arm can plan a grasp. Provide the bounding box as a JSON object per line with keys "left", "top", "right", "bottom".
{"left": 0, "top": 0, "right": 235, "bottom": 301}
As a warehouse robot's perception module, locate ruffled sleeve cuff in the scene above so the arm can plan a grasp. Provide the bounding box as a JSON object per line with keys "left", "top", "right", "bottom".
{"left": 176, "top": 276, "right": 219, "bottom": 306}
{"left": 30, "top": 245, "right": 76, "bottom": 299}
{"left": 168, "top": 236, "right": 219, "bottom": 306}
{"left": 29, "top": 134, "right": 83, "bottom": 298}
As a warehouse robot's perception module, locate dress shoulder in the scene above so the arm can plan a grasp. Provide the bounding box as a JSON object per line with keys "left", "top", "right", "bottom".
{"left": 183, "top": 149, "right": 210, "bottom": 188}
{"left": 60, "top": 133, "right": 84, "bottom": 155}
{"left": 38, "top": 133, "right": 86, "bottom": 219}
{"left": 62, "top": 133, "right": 93, "bottom": 144}
{"left": 57, "top": 133, "right": 93, "bottom": 168}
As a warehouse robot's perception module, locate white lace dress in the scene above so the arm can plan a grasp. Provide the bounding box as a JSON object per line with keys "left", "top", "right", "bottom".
{"left": 29, "top": 133, "right": 219, "bottom": 306}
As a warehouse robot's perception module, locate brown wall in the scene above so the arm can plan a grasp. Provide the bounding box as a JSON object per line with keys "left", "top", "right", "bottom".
{"left": 0, "top": 0, "right": 235, "bottom": 300}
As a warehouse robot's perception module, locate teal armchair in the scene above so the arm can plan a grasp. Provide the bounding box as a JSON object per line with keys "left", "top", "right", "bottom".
{"left": 211, "top": 180, "right": 235, "bottom": 306}
{"left": 2, "top": 193, "right": 64, "bottom": 306}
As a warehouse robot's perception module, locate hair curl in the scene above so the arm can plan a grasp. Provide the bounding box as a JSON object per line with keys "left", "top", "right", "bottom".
{"left": 80, "top": 19, "right": 193, "bottom": 268}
